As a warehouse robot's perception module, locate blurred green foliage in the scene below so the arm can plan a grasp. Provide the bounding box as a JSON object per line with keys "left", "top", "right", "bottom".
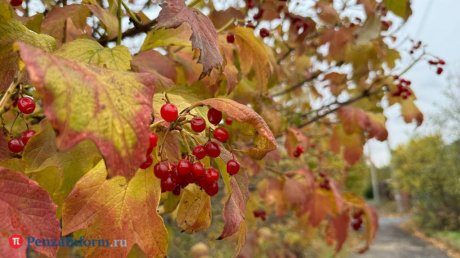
{"left": 391, "top": 136, "right": 460, "bottom": 230}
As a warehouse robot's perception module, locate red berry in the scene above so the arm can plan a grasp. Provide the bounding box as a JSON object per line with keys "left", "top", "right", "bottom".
{"left": 253, "top": 9, "right": 264, "bottom": 20}
{"left": 351, "top": 218, "right": 363, "bottom": 231}
{"left": 439, "top": 59, "right": 446, "bottom": 65}
{"left": 154, "top": 162, "right": 170, "bottom": 180}
{"left": 19, "top": 130, "right": 36, "bottom": 145}
{"left": 246, "top": 0, "right": 255, "bottom": 8}
{"left": 8, "top": 138, "right": 24, "bottom": 153}
{"left": 437, "top": 67, "right": 444, "bottom": 75}
{"left": 259, "top": 28, "right": 270, "bottom": 38}
{"left": 204, "top": 181, "right": 219, "bottom": 196}
{"left": 226, "top": 34, "right": 235, "bottom": 44}
{"left": 147, "top": 133, "right": 158, "bottom": 153}
{"left": 17, "top": 97, "right": 36, "bottom": 114}
{"left": 213, "top": 127, "right": 229, "bottom": 142}
{"left": 192, "top": 145, "right": 207, "bottom": 160}
{"left": 207, "top": 108, "right": 222, "bottom": 125}
{"left": 205, "top": 167, "right": 219, "bottom": 182}
{"left": 192, "top": 162, "right": 205, "bottom": 179}
{"left": 227, "top": 160, "right": 240, "bottom": 175}
{"left": 295, "top": 145, "right": 304, "bottom": 153}
{"left": 177, "top": 159, "right": 192, "bottom": 176}
{"left": 160, "top": 103, "right": 178, "bottom": 122}
{"left": 225, "top": 118, "right": 233, "bottom": 125}
{"left": 172, "top": 185, "right": 181, "bottom": 195}
{"left": 10, "top": 0, "right": 22, "bottom": 7}
{"left": 140, "top": 155, "right": 153, "bottom": 169}
{"left": 205, "top": 141, "right": 220, "bottom": 158}
{"left": 253, "top": 209, "right": 267, "bottom": 220}
{"left": 353, "top": 210, "right": 364, "bottom": 219}
{"left": 191, "top": 117, "right": 206, "bottom": 132}
{"left": 161, "top": 176, "right": 176, "bottom": 192}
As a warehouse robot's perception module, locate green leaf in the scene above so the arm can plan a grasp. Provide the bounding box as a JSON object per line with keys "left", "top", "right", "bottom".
{"left": 62, "top": 161, "right": 168, "bottom": 257}
{"left": 18, "top": 43, "right": 157, "bottom": 178}
{"left": 55, "top": 39, "right": 132, "bottom": 71}
{"left": 384, "top": 0, "right": 412, "bottom": 20}
{"left": 141, "top": 23, "right": 192, "bottom": 51}
{"left": 0, "top": 18, "right": 55, "bottom": 90}
{"left": 22, "top": 121, "right": 101, "bottom": 208}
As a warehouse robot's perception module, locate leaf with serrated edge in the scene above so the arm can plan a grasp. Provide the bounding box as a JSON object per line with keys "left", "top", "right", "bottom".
{"left": 156, "top": 0, "right": 223, "bottom": 76}
{"left": 176, "top": 184, "right": 211, "bottom": 233}
{"left": 0, "top": 168, "right": 60, "bottom": 258}
{"left": 196, "top": 98, "right": 277, "bottom": 159}
{"left": 55, "top": 39, "right": 132, "bottom": 71}
{"left": 62, "top": 161, "right": 168, "bottom": 257}
{"left": 0, "top": 18, "right": 55, "bottom": 91}
{"left": 18, "top": 43, "right": 156, "bottom": 178}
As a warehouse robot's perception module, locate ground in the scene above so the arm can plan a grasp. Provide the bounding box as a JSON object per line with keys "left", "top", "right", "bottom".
{"left": 351, "top": 217, "right": 450, "bottom": 258}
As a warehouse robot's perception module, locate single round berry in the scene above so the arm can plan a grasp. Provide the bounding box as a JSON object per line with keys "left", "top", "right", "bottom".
{"left": 192, "top": 145, "right": 207, "bottom": 160}
{"left": 147, "top": 133, "right": 158, "bottom": 153}
{"left": 205, "top": 167, "right": 219, "bottom": 182}
{"left": 207, "top": 108, "right": 222, "bottom": 125}
{"left": 10, "top": 0, "right": 22, "bottom": 7}
{"left": 192, "top": 162, "right": 205, "bottom": 178}
{"left": 437, "top": 67, "right": 444, "bottom": 75}
{"left": 259, "top": 28, "right": 270, "bottom": 38}
{"left": 161, "top": 176, "right": 176, "bottom": 192}
{"left": 191, "top": 117, "right": 206, "bottom": 132}
{"left": 154, "top": 162, "right": 170, "bottom": 180}
{"left": 177, "top": 159, "right": 192, "bottom": 176}
{"left": 213, "top": 127, "right": 229, "bottom": 143}
{"left": 19, "top": 130, "right": 36, "bottom": 145}
{"left": 226, "top": 160, "right": 240, "bottom": 176}
{"left": 160, "top": 103, "right": 178, "bottom": 122}
{"left": 204, "top": 181, "right": 219, "bottom": 196}
{"left": 205, "top": 141, "right": 220, "bottom": 158}
{"left": 140, "top": 155, "right": 153, "bottom": 169}
{"left": 17, "top": 97, "right": 36, "bottom": 114}
{"left": 225, "top": 118, "right": 233, "bottom": 125}
{"left": 8, "top": 138, "right": 24, "bottom": 153}
{"left": 351, "top": 218, "right": 363, "bottom": 231}
{"left": 253, "top": 209, "right": 267, "bottom": 220}
{"left": 226, "top": 34, "right": 235, "bottom": 44}
{"left": 246, "top": 0, "right": 255, "bottom": 8}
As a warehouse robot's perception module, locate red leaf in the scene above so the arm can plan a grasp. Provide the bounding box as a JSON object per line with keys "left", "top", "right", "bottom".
{"left": 0, "top": 168, "right": 60, "bottom": 257}
{"left": 157, "top": 0, "right": 223, "bottom": 76}
{"left": 284, "top": 127, "right": 310, "bottom": 158}
{"left": 326, "top": 212, "right": 350, "bottom": 252}
{"left": 132, "top": 50, "right": 177, "bottom": 83}
{"left": 218, "top": 171, "right": 249, "bottom": 240}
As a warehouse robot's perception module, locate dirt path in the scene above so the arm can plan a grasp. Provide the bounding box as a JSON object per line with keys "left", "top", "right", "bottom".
{"left": 350, "top": 217, "right": 450, "bottom": 258}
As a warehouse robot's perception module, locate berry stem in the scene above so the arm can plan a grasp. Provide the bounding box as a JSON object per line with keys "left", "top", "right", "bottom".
{"left": 216, "top": 18, "right": 236, "bottom": 33}
{"left": 0, "top": 80, "right": 19, "bottom": 115}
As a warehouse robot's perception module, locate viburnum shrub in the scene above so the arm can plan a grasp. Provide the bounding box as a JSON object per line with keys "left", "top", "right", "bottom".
{"left": 0, "top": 0, "right": 443, "bottom": 257}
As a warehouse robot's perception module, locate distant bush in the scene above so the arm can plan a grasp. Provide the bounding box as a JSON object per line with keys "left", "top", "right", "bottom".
{"left": 392, "top": 136, "right": 460, "bottom": 230}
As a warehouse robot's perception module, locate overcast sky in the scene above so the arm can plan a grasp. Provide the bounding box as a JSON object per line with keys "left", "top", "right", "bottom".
{"left": 366, "top": 0, "right": 460, "bottom": 167}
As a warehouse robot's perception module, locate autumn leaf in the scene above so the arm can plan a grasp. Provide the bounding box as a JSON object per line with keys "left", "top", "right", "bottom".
{"left": 156, "top": 0, "right": 223, "bottom": 76}
{"left": 55, "top": 39, "right": 132, "bottom": 71}
{"left": 131, "top": 50, "right": 177, "bottom": 89}
{"left": 22, "top": 121, "right": 101, "bottom": 207}
{"left": 40, "top": 5, "right": 90, "bottom": 46}
{"left": 141, "top": 23, "right": 192, "bottom": 51}
{"left": 326, "top": 212, "right": 350, "bottom": 253}
{"left": 86, "top": 4, "right": 119, "bottom": 38}
{"left": 330, "top": 125, "right": 364, "bottom": 165}
{"left": 218, "top": 171, "right": 249, "bottom": 255}
{"left": 0, "top": 168, "right": 60, "bottom": 258}
{"left": 233, "top": 27, "right": 275, "bottom": 90}
{"left": 0, "top": 15, "right": 55, "bottom": 91}
{"left": 316, "top": 2, "right": 340, "bottom": 24}
{"left": 324, "top": 72, "right": 347, "bottom": 96}
{"left": 401, "top": 99, "right": 424, "bottom": 126}
{"left": 196, "top": 98, "right": 277, "bottom": 159}
{"left": 338, "top": 107, "right": 388, "bottom": 141}
{"left": 384, "top": 0, "right": 412, "bottom": 20}
{"left": 18, "top": 43, "right": 157, "bottom": 178}
{"left": 176, "top": 184, "right": 211, "bottom": 233}
{"left": 285, "top": 127, "right": 310, "bottom": 158}
{"left": 320, "top": 27, "right": 354, "bottom": 61}
{"left": 62, "top": 161, "right": 168, "bottom": 257}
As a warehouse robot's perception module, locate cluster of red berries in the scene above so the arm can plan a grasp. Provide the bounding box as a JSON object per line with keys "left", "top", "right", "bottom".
{"left": 139, "top": 133, "right": 158, "bottom": 169}
{"left": 428, "top": 58, "right": 446, "bottom": 75}
{"left": 143, "top": 103, "right": 241, "bottom": 196}
{"left": 318, "top": 172, "right": 331, "bottom": 190}
{"left": 8, "top": 129, "right": 36, "bottom": 153}
{"left": 391, "top": 77, "right": 412, "bottom": 99}
{"left": 10, "top": 0, "right": 22, "bottom": 7}
{"left": 293, "top": 145, "right": 304, "bottom": 158}
{"left": 253, "top": 209, "right": 267, "bottom": 221}
{"left": 351, "top": 210, "right": 364, "bottom": 231}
